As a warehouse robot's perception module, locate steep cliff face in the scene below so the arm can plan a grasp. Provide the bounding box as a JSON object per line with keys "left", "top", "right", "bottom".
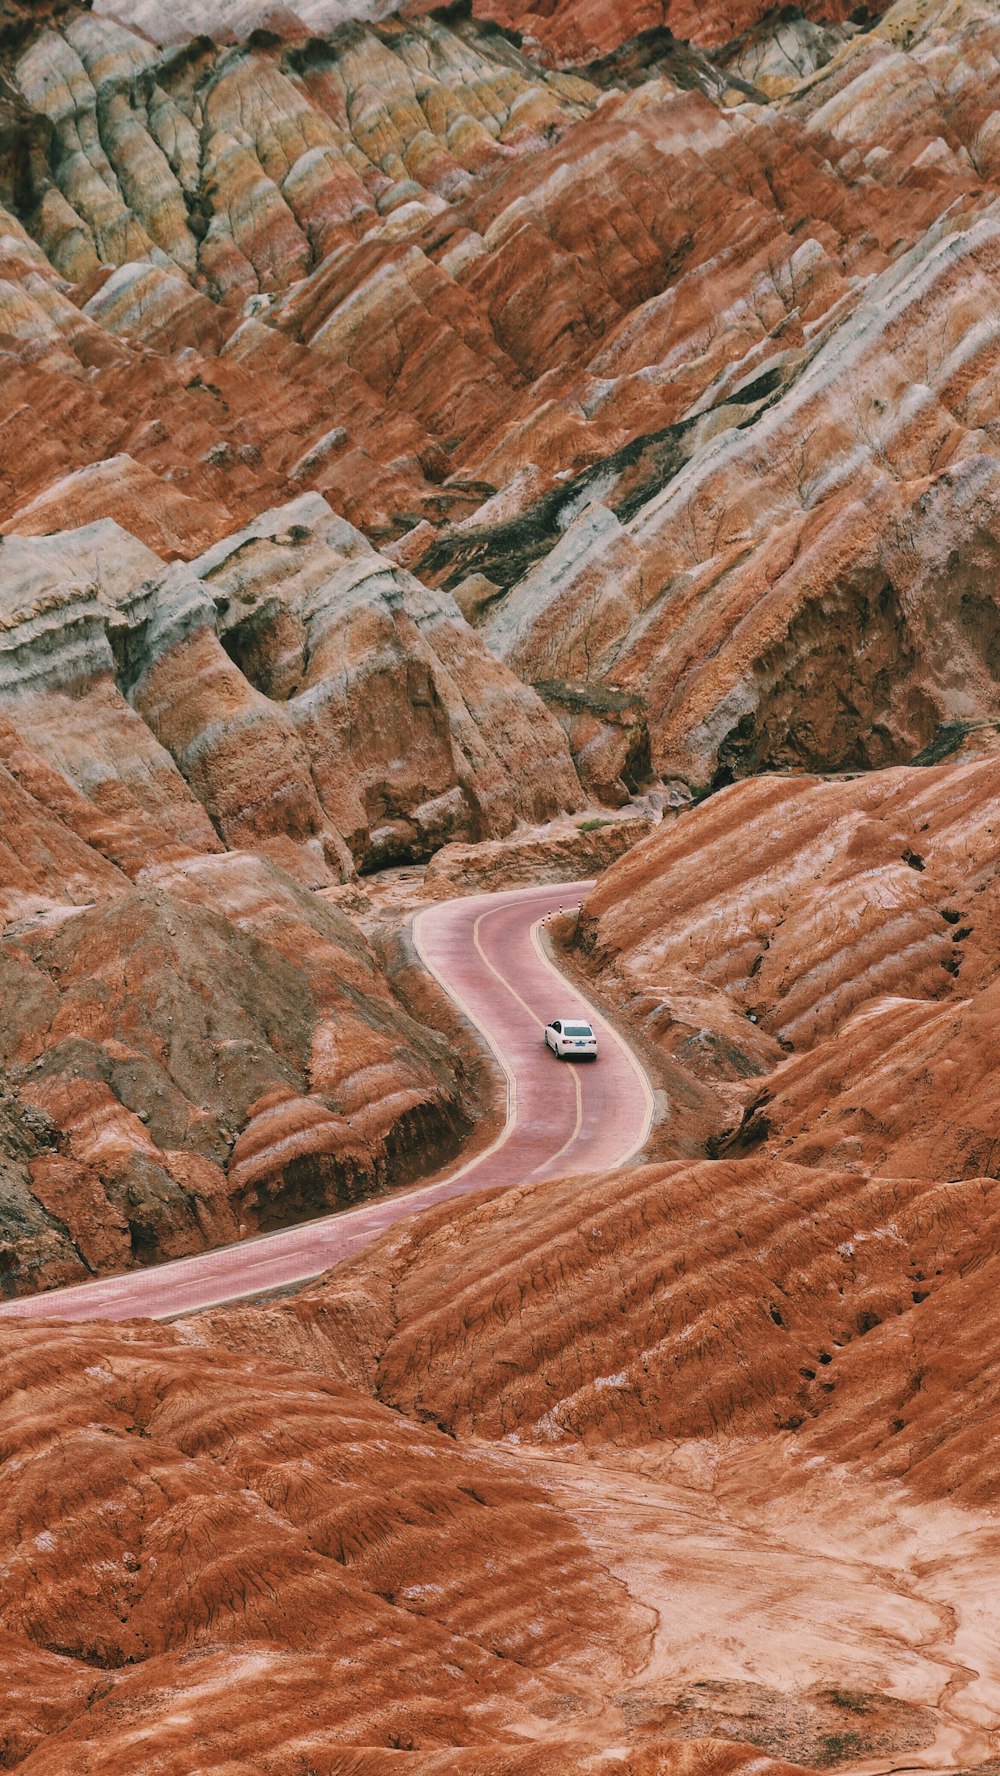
{"left": 575, "top": 748, "right": 1000, "bottom": 1178}
{"left": 0, "top": 500, "right": 581, "bottom": 885}
{"left": 0, "top": 848, "right": 469, "bottom": 1295}
{"left": 0, "top": 0, "right": 618, "bottom": 1295}
{"left": 0, "top": 0, "right": 994, "bottom": 1315}
{"left": 0, "top": 493, "right": 583, "bottom": 1292}
{"left": 0, "top": 5, "right": 604, "bottom": 544}
{"left": 4, "top": 0, "right": 997, "bottom": 795}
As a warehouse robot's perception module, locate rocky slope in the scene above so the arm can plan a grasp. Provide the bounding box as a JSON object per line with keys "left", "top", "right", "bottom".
{"left": 180, "top": 1040, "right": 1000, "bottom": 1765}
{"left": 8, "top": 0, "right": 995, "bottom": 801}
{"left": 0, "top": 1311, "right": 815, "bottom": 1776}
{"left": 0, "top": 844, "right": 473, "bottom": 1296}
{"left": 465, "top": 0, "right": 871, "bottom": 66}
{"left": 0, "top": 483, "right": 588, "bottom": 1292}
{"left": 0, "top": 498, "right": 581, "bottom": 882}
{"left": 280, "top": 1146, "right": 995, "bottom": 1472}
{"left": 4, "top": 0, "right": 1000, "bottom": 1770}
{"left": 575, "top": 747, "right": 1000, "bottom": 1177}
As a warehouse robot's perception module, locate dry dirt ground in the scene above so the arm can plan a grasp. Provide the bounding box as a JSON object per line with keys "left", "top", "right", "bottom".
{"left": 510, "top": 1439, "right": 999, "bottom": 1773}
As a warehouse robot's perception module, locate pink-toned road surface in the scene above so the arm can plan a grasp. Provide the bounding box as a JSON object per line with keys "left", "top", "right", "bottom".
{"left": 0, "top": 881, "right": 654, "bottom": 1323}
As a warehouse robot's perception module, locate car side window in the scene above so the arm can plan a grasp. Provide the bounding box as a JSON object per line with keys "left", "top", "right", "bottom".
{"left": 552, "top": 1021, "right": 561, "bottom": 1033}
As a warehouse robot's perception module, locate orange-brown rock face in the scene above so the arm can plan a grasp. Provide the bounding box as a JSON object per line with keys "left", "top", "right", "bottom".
{"left": 465, "top": 0, "right": 870, "bottom": 65}
{"left": 1, "top": 0, "right": 995, "bottom": 805}
{"left": 576, "top": 751, "right": 1000, "bottom": 1178}
{"left": 0, "top": 852, "right": 468, "bottom": 1296}
{"left": 189, "top": 1087, "right": 1000, "bottom": 1761}
{"left": 0, "top": 7, "right": 606, "bottom": 544}
{"left": 5, "top": 1, "right": 1000, "bottom": 1766}
{"left": 264, "top": 1149, "right": 999, "bottom": 1474}
{"left": 0, "top": 1314, "right": 815, "bottom": 1776}
{"left": 0, "top": 502, "right": 582, "bottom": 879}
{"left": 0, "top": 490, "right": 587, "bottom": 1291}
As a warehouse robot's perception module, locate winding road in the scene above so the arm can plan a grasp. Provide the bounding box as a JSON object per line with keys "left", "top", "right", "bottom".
{"left": 0, "top": 881, "right": 654, "bottom": 1323}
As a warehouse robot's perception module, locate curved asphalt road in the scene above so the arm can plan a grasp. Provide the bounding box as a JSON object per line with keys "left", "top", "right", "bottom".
{"left": 0, "top": 881, "right": 654, "bottom": 1323}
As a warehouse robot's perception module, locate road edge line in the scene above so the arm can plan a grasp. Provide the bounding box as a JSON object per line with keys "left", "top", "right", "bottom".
{"left": 0, "top": 887, "right": 646, "bottom": 1323}
{"left": 528, "top": 911, "right": 656, "bottom": 1169}
{"left": 411, "top": 902, "right": 519, "bottom": 1187}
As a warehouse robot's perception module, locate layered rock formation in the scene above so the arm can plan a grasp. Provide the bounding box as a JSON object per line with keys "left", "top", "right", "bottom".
{"left": 0, "top": 496, "right": 580, "bottom": 881}
{"left": 3, "top": 0, "right": 997, "bottom": 795}
{"left": 229, "top": 1138, "right": 1000, "bottom": 1760}
{"left": 0, "top": 487, "right": 587, "bottom": 1292}
{"left": 244, "top": 1141, "right": 1000, "bottom": 1487}
{"left": 467, "top": 0, "right": 870, "bottom": 66}
{"left": 422, "top": 808, "right": 656, "bottom": 895}
{"left": 0, "top": 845, "right": 470, "bottom": 1295}
{"left": 0, "top": 5, "right": 603, "bottom": 544}
{"left": 203, "top": 740, "right": 1000, "bottom": 1491}
{"left": 88, "top": 0, "right": 878, "bottom": 63}
{"left": 4, "top": 0, "right": 1000, "bottom": 1767}
{"left": 576, "top": 750, "right": 1000, "bottom": 1177}
{"left": 1, "top": 1311, "right": 817, "bottom": 1776}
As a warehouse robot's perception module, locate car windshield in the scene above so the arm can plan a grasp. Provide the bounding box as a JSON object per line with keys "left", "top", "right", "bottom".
{"left": 564, "top": 1024, "right": 593, "bottom": 1038}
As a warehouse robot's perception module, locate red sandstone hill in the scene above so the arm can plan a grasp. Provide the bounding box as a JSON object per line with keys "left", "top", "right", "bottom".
{"left": 188, "top": 1045, "right": 1000, "bottom": 1764}
{"left": 267, "top": 1148, "right": 1000, "bottom": 1500}
{"left": 0, "top": 496, "right": 582, "bottom": 1293}
{"left": 575, "top": 750, "right": 1000, "bottom": 1179}
{"left": 1, "top": 1312, "right": 821, "bottom": 1776}
{"left": 0, "top": 856, "right": 471, "bottom": 1297}
{"left": 3, "top": 2, "right": 1000, "bottom": 1769}
{"left": 1, "top": 0, "right": 996, "bottom": 797}
{"left": 462, "top": 0, "right": 872, "bottom": 65}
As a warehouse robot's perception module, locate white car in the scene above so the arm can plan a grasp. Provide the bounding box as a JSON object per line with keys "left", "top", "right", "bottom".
{"left": 544, "top": 1017, "right": 598, "bottom": 1060}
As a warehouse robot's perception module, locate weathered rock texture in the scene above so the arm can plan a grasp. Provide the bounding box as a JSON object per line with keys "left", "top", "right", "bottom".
{"left": 7, "top": 2, "right": 1000, "bottom": 1769}
{"left": 576, "top": 752, "right": 1000, "bottom": 1177}
{"left": 0, "top": 1312, "right": 813, "bottom": 1776}
{"left": 251, "top": 1144, "right": 1000, "bottom": 1497}
{"left": 2, "top": 0, "right": 997, "bottom": 793}
{"left": 463, "top": 0, "right": 871, "bottom": 66}
{"left": 185, "top": 747, "right": 999, "bottom": 1494}
{"left": 0, "top": 5, "right": 605, "bottom": 545}
{"left": 423, "top": 809, "right": 655, "bottom": 895}
{"left": 0, "top": 846, "right": 471, "bottom": 1297}
{"left": 0, "top": 486, "right": 587, "bottom": 1292}
{"left": 91, "top": 0, "right": 879, "bottom": 63}
{"left": 0, "top": 499, "right": 580, "bottom": 882}
{"left": 0, "top": 0, "right": 995, "bottom": 1306}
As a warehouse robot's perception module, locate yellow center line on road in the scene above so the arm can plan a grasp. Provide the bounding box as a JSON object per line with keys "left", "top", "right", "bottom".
{"left": 0, "top": 886, "right": 655, "bottom": 1325}
{"left": 413, "top": 892, "right": 580, "bottom": 1188}
{"left": 528, "top": 910, "right": 656, "bottom": 1170}
{"left": 472, "top": 906, "right": 545, "bottom": 1027}
{"left": 527, "top": 911, "right": 584, "bottom": 1175}
{"left": 411, "top": 900, "right": 520, "bottom": 1185}
{"left": 533, "top": 1062, "right": 584, "bottom": 1176}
